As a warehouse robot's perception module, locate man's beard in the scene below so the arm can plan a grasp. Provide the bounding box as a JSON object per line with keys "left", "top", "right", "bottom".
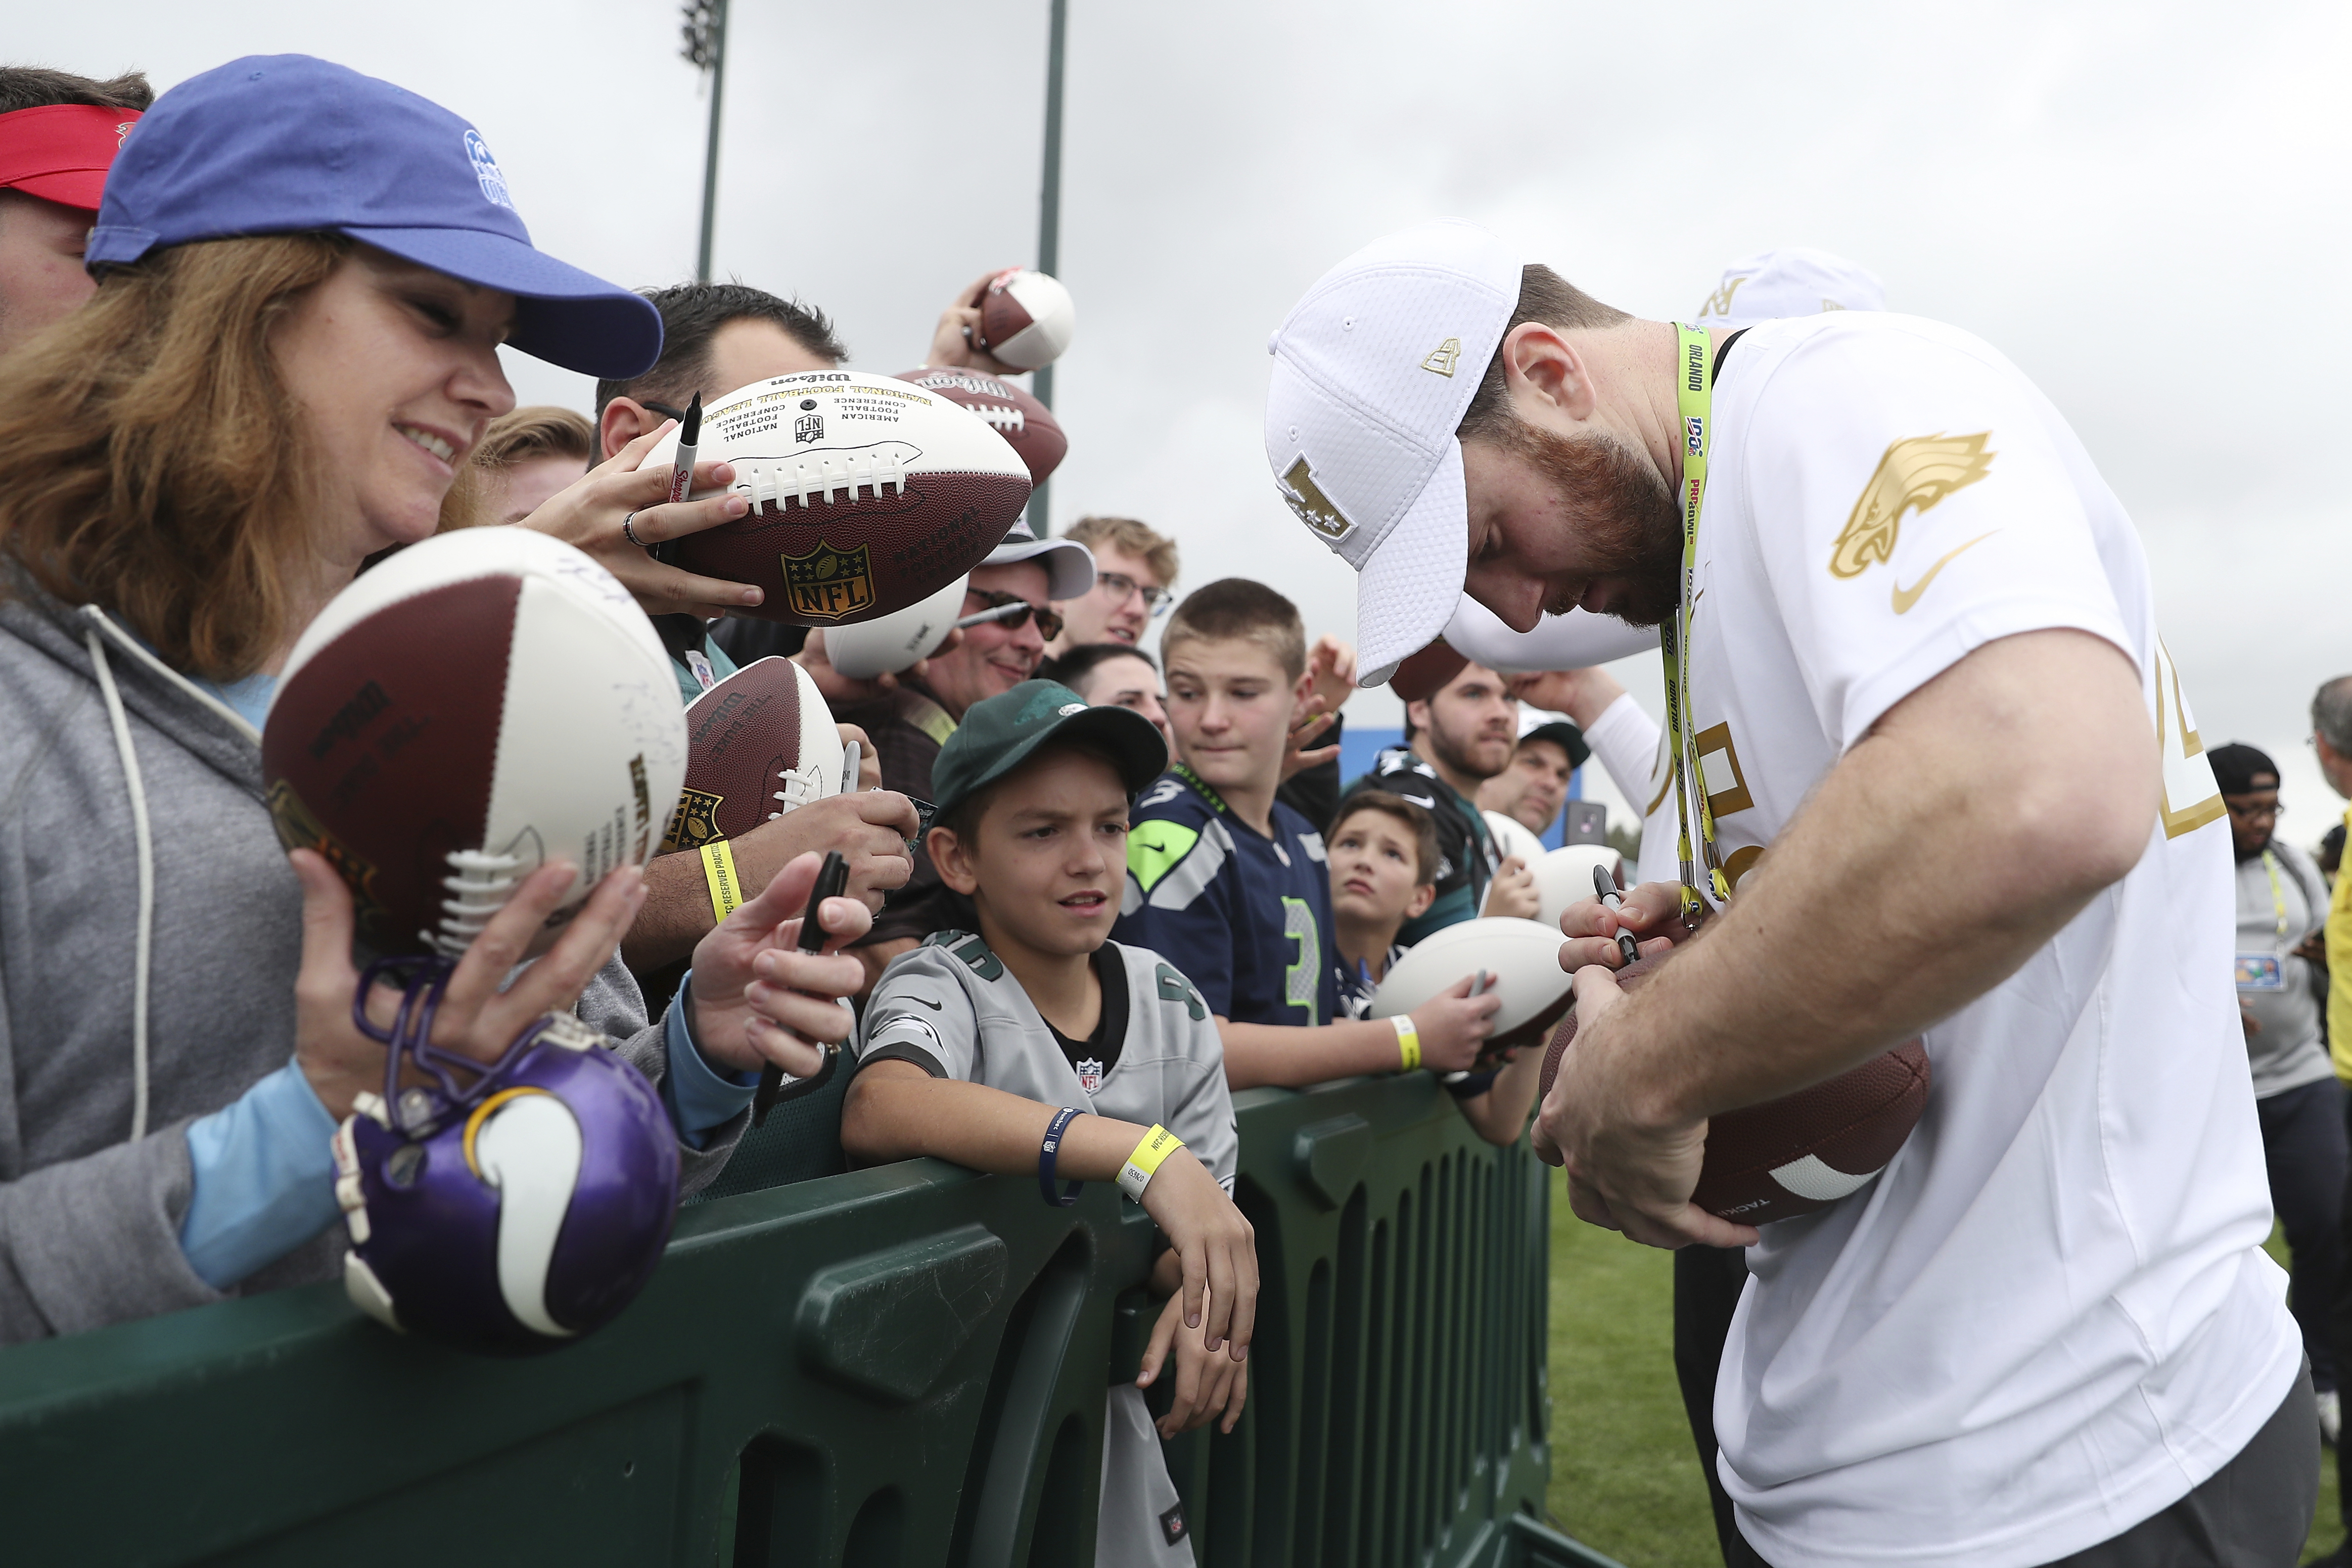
{"left": 1427, "top": 719, "right": 1509, "bottom": 786}
{"left": 1497, "top": 418, "right": 1683, "bottom": 628}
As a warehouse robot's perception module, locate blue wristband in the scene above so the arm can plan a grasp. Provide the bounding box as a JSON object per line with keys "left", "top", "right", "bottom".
{"left": 1038, "top": 1106, "right": 1083, "bottom": 1208}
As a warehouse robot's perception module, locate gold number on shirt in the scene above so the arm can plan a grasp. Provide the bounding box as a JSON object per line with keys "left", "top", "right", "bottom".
{"left": 2152, "top": 638, "right": 2224, "bottom": 840}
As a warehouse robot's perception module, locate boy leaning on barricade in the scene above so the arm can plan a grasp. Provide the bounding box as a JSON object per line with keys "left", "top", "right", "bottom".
{"left": 1325, "top": 791, "right": 1543, "bottom": 1144}
{"left": 1109, "top": 579, "right": 1502, "bottom": 1092}
{"left": 839, "top": 680, "right": 1254, "bottom": 1568}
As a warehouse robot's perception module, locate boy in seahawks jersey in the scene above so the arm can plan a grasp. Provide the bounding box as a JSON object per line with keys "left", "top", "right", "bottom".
{"left": 1114, "top": 580, "right": 1500, "bottom": 1092}
{"left": 1326, "top": 792, "right": 1543, "bottom": 1144}
{"left": 842, "top": 680, "right": 1255, "bottom": 1568}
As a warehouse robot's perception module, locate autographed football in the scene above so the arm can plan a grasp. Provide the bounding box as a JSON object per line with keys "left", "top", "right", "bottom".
{"left": 1539, "top": 954, "right": 1931, "bottom": 1224}
{"left": 660, "top": 657, "right": 845, "bottom": 855}
{"left": 263, "top": 529, "right": 686, "bottom": 959}
{"left": 974, "top": 267, "right": 1076, "bottom": 371}
{"left": 1369, "top": 917, "right": 1578, "bottom": 1038}
{"left": 636, "top": 372, "right": 1031, "bottom": 627}
{"left": 891, "top": 367, "right": 1066, "bottom": 485}
{"left": 824, "top": 575, "right": 965, "bottom": 680}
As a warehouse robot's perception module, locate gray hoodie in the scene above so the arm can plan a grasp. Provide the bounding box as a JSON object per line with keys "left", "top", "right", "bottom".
{"left": 0, "top": 582, "right": 741, "bottom": 1344}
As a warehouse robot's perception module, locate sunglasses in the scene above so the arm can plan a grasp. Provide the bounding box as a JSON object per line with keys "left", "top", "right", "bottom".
{"left": 957, "top": 589, "right": 1064, "bottom": 642}
{"left": 1095, "top": 570, "right": 1172, "bottom": 618}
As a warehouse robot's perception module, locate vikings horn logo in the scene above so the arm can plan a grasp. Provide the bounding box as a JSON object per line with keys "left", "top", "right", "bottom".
{"left": 1829, "top": 433, "right": 1997, "bottom": 579}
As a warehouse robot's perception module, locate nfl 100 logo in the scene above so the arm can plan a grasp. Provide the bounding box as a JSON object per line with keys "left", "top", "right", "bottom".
{"left": 1075, "top": 1058, "right": 1104, "bottom": 1095}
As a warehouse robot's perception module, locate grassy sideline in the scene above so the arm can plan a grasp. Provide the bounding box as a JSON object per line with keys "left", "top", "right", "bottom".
{"left": 1542, "top": 1170, "right": 2339, "bottom": 1565}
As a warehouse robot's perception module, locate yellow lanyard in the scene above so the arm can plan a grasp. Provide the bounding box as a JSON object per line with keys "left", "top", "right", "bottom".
{"left": 1663, "top": 322, "right": 1730, "bottom": 921}
{"left": 2260, "top": 849, "right": 2289, "bottom": 944}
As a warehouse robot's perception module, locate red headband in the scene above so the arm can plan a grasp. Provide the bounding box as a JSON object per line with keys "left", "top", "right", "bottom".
{"left": 0, "top": 104, "right": 143, "bottom": 212}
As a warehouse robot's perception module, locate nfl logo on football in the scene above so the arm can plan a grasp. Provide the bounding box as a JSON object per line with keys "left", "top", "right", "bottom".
{"left": 794, "top": 410, "right": 822, "bottom": 443}
{"left": 1076, "top": 1058, "right": 1104, "bottom": 1096}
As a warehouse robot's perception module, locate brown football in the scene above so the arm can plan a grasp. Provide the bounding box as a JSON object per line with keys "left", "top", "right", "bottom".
{"left": 659, "top": 658, "right": 845, "bottom": 857}
{"left": 634, "top": 372, "right": 1031, "bottom": 627}
{"left": 1540, "top": 953, "right": 1931, "bottom": 1224}
{"left": 891, "top": 367, "right": 1066, "bottom": 485}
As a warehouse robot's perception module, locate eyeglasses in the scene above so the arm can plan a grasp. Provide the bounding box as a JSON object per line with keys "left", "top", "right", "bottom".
{"left": 958, "top": 589, "right": 1064, "bottom": 642}
{"left": 640, "top": 400, "right": 693, "bottom": 422}
{"left": 2225, "top": 798, "right": 2284, "bottom": 821}
{"left": 1095, "top": 570, "right": 1172, "bottom": 618}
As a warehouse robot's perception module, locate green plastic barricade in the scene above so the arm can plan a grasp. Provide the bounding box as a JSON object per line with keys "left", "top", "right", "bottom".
{"left": 0, "top": 1074, "right": 1618, "bottom": 1567}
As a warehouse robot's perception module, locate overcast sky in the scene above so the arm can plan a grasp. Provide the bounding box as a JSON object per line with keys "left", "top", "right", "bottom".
{"left": 18, "top": 2, "right": 2349, "bottom": 843}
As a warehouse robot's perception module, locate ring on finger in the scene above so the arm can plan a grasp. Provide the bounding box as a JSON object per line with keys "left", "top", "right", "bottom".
{"left": 621, "top": 512, "right": 649, "bottom": 549}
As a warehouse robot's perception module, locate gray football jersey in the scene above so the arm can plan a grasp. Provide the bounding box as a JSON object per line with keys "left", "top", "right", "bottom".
{"left": 858, "top": 933, "right": 1238, "bottom": 1190}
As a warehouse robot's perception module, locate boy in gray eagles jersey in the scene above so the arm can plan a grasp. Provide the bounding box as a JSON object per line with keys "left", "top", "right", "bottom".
{"left": 843, "top": 681, "right": 1257, "bottom": 1568}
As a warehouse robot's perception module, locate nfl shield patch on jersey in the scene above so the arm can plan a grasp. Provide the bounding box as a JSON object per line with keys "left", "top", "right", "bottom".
{"left": 1076, "top": 1058, "right": 1104, "bottom": 1096}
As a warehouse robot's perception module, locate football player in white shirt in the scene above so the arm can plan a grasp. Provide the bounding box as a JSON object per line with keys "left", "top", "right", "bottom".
{"left": 1263, "top": 220, "right": 2310, "bottom": 1567}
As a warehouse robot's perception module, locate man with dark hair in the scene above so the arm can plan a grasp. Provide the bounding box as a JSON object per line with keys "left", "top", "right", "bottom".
{"left": 0, "top": 65, "right": 149, "bottom": 356}
{"left": 2209, "top": 742, "right": 2341, "bottom": 1450}
{"left": 1267, "top": 220, "right": 2307, "bottom": 1566}
{"left": 1344, "top": 660, "right": 1538, "bottom": 944}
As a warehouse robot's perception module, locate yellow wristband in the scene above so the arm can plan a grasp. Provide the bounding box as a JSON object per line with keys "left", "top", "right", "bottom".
{"left": 1392, "top": 1013, "right": 1422, "bottom": 1072}
{"left": 699, "top": 839, "right": 744, "bottom": 925}
{"left": 1117, "top": 1124, "right": 1184, "bottom": 1202}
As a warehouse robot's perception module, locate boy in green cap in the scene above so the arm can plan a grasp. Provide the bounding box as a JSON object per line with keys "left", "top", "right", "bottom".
{"left": 841, "top": 680, "right": 1256, "bottom": 1567}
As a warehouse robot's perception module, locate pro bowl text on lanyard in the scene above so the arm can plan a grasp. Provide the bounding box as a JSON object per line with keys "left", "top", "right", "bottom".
{"left": 1663, "top": 324, "right": 1732, "bottom": 923}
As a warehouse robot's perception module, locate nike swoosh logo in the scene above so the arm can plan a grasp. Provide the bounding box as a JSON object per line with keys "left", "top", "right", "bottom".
{"left": 910, "top": 996, "right": 942, "bottom": 1010}
{"left": 1891, "top": 532, "right": 1998, "bottom": 615}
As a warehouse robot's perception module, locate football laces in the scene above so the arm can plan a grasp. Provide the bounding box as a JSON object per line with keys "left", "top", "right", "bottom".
{"left": 431, "top": 848, "right": 528, "bottom": 956}
{"left": 769, "top": 763, "right": 830, "bottom": 820}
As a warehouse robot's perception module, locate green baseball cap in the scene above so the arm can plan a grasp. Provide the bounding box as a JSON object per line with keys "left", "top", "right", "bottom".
{"left": 931, "top": 680, "right": 1169, "bottom": 820}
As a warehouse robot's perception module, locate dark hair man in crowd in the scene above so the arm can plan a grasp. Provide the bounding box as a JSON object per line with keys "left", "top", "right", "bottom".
{"left": 0, "top": 66, "right": 150, "bottom": 357}
{"left": 2209, "top": 743, "right": 2342, "bottom": 1450}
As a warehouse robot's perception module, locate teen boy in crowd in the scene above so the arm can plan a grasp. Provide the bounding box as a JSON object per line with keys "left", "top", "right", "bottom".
{"left": 475, "top": 405, "right": 597, "bottom": 524}
{"left": 1327, "top": 793, "right": 1544, "bottom": 1144}
{"left": 1112, "top": 580, "right": 1499, "bottom": 1090}
{"left": 1044, "top": 641, "right": 1174, "bottom": 762}
{"left": 842, "top": 682, "right": 1255, "bottom": 1566}
{"left": 1045, "top": 516, "right": 1180, "bottom": 655}
{"left": 1348, "top": 659, "right": 1538, "bottom": 942}
{"left": 0, "top": 66, "right": 150, "bottom": 358}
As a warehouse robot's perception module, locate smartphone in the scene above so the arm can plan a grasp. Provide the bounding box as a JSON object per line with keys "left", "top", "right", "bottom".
{"left": 752, "top": 850, "right": 849, "bottom": 1127}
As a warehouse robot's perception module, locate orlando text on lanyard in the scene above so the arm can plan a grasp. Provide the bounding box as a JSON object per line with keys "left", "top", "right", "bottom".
{"left": 1663, "top": 322, "right": 1732, "bottom": 924}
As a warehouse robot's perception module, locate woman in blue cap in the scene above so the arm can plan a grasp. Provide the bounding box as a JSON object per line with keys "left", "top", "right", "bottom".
{"left": 0, "top": 56, "right": 866, "bottom": 1342}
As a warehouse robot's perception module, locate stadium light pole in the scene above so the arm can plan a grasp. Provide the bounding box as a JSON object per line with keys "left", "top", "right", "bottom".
{"left": 682, "top": 0, "right": 729, "bottom": 283}
{"left": 1030, "top": 0, "right": 1068, "bottom": 533}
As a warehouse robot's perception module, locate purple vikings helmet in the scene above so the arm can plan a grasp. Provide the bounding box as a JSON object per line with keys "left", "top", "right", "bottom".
{"left": 330, "top": 958, "right": 680, "bottom": 1355}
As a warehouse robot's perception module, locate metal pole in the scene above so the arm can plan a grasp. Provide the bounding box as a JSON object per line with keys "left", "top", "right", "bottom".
{"left": 1029, "top": 0, "right": 1067, "bottom": 533}
{"left": 695, "top": 0, "right": 729, "bottom": 283}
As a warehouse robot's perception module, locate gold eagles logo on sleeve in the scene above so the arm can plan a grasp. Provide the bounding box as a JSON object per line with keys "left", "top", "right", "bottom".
{"left": 1829, "top": 433, "right": 1997, "bottom": 578}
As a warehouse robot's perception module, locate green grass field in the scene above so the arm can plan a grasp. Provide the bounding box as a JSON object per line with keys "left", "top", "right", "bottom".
{"left": 1542, "top": 1170, "right": 2339, "bottom": 1565}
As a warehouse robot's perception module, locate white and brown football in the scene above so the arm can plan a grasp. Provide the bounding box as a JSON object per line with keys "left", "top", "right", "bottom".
{"left": 823, "top": 575, "right": 965, "bottom": 681}
{"left": 1539, "top": 953, "right": 1932, "bottom": 1224}
{"left": 263, "top": 529, "right": 686, "bottom": 959}
{"left": 1532, "top": 844, "right": 1624, "bottom": 933}
{"left": 974, "top": 268, "right": 1076, "bottom": 371}
{"left": 636, "top": 372, "right": 1030, "bottom": 627}
{"left": 891, "top": 367, "right": 1066, "bottom": 485}
{"left": 1369, "top": 917, "right": 1578, "bottom": 1038}
{"left": 660, "top": 657, "right": 845, "bottom": 855}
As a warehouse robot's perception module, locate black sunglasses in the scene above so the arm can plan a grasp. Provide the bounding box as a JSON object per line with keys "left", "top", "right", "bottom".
{"left": 957, "top": 589, "right": 1065, "bottom": 642}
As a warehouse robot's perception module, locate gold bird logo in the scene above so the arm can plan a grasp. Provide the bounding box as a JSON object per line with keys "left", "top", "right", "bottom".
{"left": 1829, "top": 432, "right": 1997, "bottom": 579}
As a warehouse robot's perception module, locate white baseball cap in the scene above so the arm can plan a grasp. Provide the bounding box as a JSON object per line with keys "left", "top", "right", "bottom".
{"left": 1264, "top": 219, "right": 1521, "bottom": 686}
{"left": 984, "top": 521, "right": 1096, "bottom": 601}
{"left": 1692, "top": 248, "right": 1884, "bottom": 329}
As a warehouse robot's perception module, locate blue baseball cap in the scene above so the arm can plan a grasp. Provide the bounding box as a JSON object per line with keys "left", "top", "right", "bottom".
{"left": 87, "top": 56, "right": 660, "bottom": 380}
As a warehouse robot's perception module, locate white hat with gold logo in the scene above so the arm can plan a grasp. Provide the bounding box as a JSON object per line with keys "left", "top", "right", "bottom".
{"left": 1692, "top": 248, "right": 1884, "bottom": 329}
{"left": 1263, "top": 219, "right": 1520, "bottom": 686}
